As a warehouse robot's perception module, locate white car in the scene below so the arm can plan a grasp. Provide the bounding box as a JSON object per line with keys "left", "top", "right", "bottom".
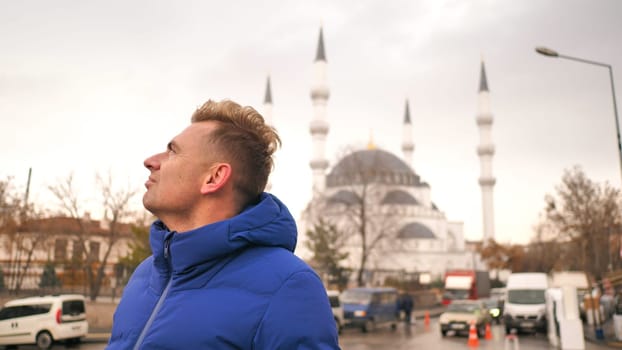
{"left": 439, "top": 300, "right": 490, "bottom": 337}
{"left": 327, "top": 290, "right": 344, "bottom": 333}
{"left": 0, "top": 294, "right": 89, "bottom": 349}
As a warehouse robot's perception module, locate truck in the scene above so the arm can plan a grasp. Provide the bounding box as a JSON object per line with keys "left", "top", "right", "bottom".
{"left": 503, "top": 272, "right": 550, "bottom": 334}
{"left": 442, "top": 269, "right": 491, "bottom": 305}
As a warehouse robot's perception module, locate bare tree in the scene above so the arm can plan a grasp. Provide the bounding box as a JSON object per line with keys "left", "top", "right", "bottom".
{"left": 0, "top": 177, "right": 47, "bottom": 294}
{"left": 49, "top": 172, "right": 137, "bottom": 300}
{"left": 478, "top": 239, "right": 529, "bottom": 273}
{"left": 305, "top": 148, "right": 404, "bottom": 286}
{"left": 539, "top": 166, "right": 622, "bottom": 281}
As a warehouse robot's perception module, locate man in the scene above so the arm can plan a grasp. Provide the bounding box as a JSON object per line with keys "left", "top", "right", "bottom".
{"left": 400, "top": 293, "right": 414, "bottom": 325}
{"left": 108, "top": 99, "right": 340, "bottom": 349}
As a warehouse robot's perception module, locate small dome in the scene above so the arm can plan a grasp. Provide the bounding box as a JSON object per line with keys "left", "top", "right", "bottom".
{"left": 328, "top": 190, "right": 360, "bottom": 205}
{"left": 397, "top": 222, "right": 436, "bottom": 239}
{"left": 326, "top": 149, "right": 424, "bottom": 188}
{"left": 381, "top": 190, "right": 419, "bottom": 205}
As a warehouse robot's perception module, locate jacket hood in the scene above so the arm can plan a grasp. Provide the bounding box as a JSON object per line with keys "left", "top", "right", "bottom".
{"left": 150, "top": 193, "right": 298, "bottom": 275}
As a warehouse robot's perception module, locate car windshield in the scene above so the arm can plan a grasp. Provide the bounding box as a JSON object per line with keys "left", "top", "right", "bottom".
{"left": 508, "top": 289, "right": 545, "bottom": 304}
{"left": 341, "top": 290, "right": 371, "bottom": 305}
{"left": 444, "top": 289, "right": 469, "bottom": 300}
{"left": 447, "top": 303, "right": 479, "bottom": 313}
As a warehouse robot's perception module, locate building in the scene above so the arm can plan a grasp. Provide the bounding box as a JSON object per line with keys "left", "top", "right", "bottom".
{"left": 286, "top": 27, "right": 488, "bottom": 285}
{"left": 0, "top": 214, "right": 135, "bottom": 292}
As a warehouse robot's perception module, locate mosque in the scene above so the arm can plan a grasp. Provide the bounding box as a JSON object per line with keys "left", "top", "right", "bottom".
{"left": 263, "top": 28, "right": 496, "bottom": 285}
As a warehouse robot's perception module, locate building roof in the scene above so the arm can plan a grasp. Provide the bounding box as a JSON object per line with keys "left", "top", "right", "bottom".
{"left": 381, "top": 190, "right": 419, "bottom": 205}
{"left": 315, "top": 27, "right": 326, "bottom": 62}
{"left": 397, "top": 222, "right": 437, "bottom": 239}
{"left": 19, "top": 216, "right": 134, "bottom": 236}
{"left": 326, "top": 149, "right": 425, "bottom": 188}
{"left": 264, "top": 76, "right": 272, "bottom": 104}
{"left": 404, "top": 99, "right": 411, "bottom": 124}
{"left": 328, "top": 190, "right": 361, "bottom": 205}
{"left": 479, "top": 60, "right": 489, "bottom": 92}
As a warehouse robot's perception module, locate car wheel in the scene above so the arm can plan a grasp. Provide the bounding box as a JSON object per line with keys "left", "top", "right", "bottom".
{"left": 362, "top": 319, "right": 375, "bottom": 333}
{"left": 36, "top": 331, "right": 53, "bottom": 350}
{"left": 441, "top": 330, "right": 447, "bottom": 337}
{"left": 334, "top": 318, "right": 342, "bottom": 334}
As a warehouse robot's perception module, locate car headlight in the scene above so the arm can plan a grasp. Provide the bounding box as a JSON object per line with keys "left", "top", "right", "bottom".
{"left": 354, "top": 310, "right": 367, "bottom": 317}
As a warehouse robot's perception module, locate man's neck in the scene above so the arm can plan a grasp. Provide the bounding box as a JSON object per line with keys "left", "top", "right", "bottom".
{"left": 160, "top": 205, "right": 239, "bottom": 233}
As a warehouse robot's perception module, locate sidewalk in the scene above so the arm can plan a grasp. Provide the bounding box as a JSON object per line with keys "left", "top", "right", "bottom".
{"left": 584, "top": 318, "right": 622, "bottom": 348}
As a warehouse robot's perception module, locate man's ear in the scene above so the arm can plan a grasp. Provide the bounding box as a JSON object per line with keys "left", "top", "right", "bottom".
{"left": 200, "top": 163, "right": 232, "bottom": 194}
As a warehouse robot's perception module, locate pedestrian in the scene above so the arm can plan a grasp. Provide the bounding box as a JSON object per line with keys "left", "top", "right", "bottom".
{"left": 107, "top": 99, "right": 340, "bottom": 349}
{"left": 401, "top": 293, "right": 414, "bottom": 325}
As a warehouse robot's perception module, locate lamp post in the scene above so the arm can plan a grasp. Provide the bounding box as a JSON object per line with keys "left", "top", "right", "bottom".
{"left": 535, "top": 46, "right": 622, "bottom": 187}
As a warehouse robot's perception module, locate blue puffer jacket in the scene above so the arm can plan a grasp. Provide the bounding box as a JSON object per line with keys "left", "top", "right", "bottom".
{"left": 107, "top": 193, "right": 340, "bottom": 349}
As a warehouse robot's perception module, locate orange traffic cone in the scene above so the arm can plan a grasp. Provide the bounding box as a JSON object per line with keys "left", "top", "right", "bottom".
{"left": 467, "top": 320, "right": 479, "bottom": 348}
{"left": 424, "top": 310, "right": 430, "bottom": 329}
{"left": 484, "top": 322, "right": 493, "bottom": 340}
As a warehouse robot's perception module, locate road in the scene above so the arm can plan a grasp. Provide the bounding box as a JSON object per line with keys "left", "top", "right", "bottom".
{"left": 339, "top": 319, "right": 614, "bottom": 350}
{"left": 16, "top": 319, "right": 614, "bottom": 349}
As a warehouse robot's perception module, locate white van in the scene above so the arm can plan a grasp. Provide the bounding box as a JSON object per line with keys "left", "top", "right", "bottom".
{"left": 504, "top": 272, "right": 549, "bottom": 334}
{"left": 0, "top": 294, "right": 89, "bottom": 349}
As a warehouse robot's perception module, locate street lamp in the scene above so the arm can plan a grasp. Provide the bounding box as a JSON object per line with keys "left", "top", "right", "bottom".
{"left": 535, "top": 46, "right": 622, "bottom": 186}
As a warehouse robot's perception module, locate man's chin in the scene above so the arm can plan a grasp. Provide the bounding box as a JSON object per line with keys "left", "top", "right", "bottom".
{"left": 142, "top": 196, "right": 157, "bottom": 214}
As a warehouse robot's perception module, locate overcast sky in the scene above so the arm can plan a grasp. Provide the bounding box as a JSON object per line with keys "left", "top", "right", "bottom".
{"left": 1, "top": 0, "right": 621, "bottom": 244}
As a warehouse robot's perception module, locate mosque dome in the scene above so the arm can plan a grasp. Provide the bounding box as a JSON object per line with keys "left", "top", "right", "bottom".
{"left": 326, "top": 149, "right": 426, "bottom": 188}
{"left": 397, "top": 222, "right": 437, "bottom": 239}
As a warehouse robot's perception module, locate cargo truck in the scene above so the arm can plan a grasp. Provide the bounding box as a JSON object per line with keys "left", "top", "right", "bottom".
{"left": 442, "top": 269, "right": 491, "bottom": 305}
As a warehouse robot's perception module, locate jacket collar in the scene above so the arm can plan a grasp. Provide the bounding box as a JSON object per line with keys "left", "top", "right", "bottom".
{"left": 149, "top": 193, "right": 297, "bottom": 275}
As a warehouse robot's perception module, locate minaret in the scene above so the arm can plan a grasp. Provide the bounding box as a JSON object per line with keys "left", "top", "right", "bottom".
{"left": 401, "top": 99, "right": 414, "bottom": 169}
{"left": 476, "top": 60, "right": 496, "bottom": 242}
{"left": 309, "top": 26, "right": 330, "bottom": 194}
{"left": 263, "top": 75, "right": 273, "bottom": 126}
{"left": 263, "top": 75, "right": 274, "bottom": 192}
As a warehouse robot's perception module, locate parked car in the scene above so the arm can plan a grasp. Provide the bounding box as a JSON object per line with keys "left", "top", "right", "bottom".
{"left": 482, "top": 298, "right": 504, "bottom": 324}
{"left": 327, "top": 290, "right": 343, "bottom": 333}
{"left": 439, "top": 299, "right": 491, "bottom": 337}
{"left": 0, "top": 294, "right": 88, "bottom": 350}
{"left": 341, "top": 287, "right": 399, "bottom": 333}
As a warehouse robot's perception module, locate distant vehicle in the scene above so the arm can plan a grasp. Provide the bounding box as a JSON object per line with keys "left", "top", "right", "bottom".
{"left": 439, "top": 299, "right": 491, "bottom": 337}
{"left": 341, "top": 287, "right": 399, "bottom": 333}
{"left": 482, "top": 298, "right": 503, "bottom": 324}
{"left": 442, "top": 270, "right": 491, "bottom": 305}
{"left": 0, "top": 294, "right": 88, "bottom": 350}
{"left": 491, "top": 287, "right": 506, "bottom": 301}
{"left": 503, "top": 272, "right": 549, "bottom": 334}
{"left": 327, "top": 290, "right": 343, "bottom": 333}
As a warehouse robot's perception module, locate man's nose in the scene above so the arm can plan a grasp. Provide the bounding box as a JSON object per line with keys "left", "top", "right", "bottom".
{"left": 144, "top": 153, "right": 162, "bottom": 170}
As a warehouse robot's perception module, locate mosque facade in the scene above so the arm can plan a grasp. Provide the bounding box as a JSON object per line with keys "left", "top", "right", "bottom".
{"left": 265, "top": 28, "right": 493, "bottom": 286}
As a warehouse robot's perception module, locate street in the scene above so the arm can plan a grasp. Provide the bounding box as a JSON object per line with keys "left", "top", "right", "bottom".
{"left": 14, "top": 319, "right": 615, "bottom": 350}
{"left": 339, "top": 319, "right": 614, "bottom": 350}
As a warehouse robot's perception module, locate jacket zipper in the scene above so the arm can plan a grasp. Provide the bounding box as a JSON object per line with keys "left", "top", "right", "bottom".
{"left": 132, "top": 233, "right": 175, "bottom": 350}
